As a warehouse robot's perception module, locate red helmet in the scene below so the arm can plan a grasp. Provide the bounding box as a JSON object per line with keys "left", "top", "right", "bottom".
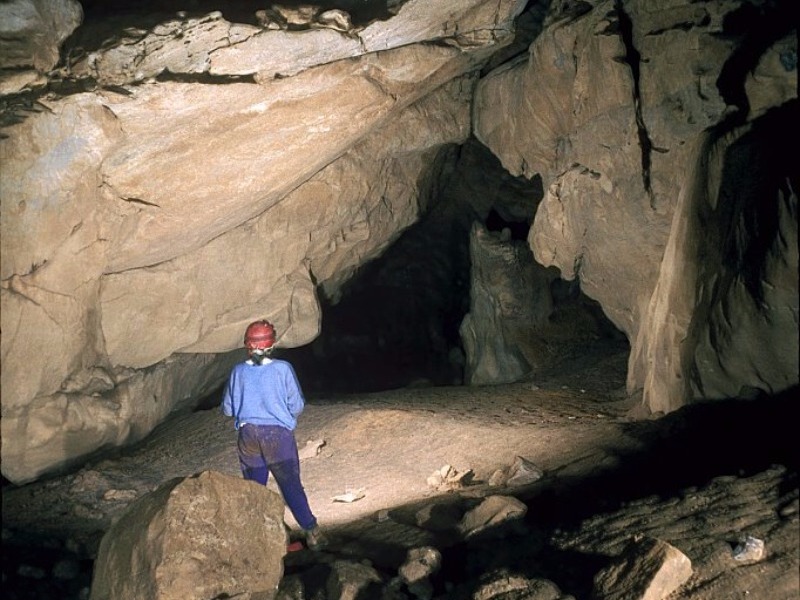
{"left": 244, "top": 320, "right": 276, "bottom": 351}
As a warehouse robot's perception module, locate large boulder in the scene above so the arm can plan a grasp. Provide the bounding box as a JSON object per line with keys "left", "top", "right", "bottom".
{"left": 90, "top": 470, "right": 287, "bottom": 600}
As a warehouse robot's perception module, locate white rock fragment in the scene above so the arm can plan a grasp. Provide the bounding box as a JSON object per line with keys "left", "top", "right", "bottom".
{"left": 332, "top": 488, "right": 366, "bottom": 503}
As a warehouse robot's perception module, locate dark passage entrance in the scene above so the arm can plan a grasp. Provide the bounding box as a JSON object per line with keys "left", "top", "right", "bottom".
{"left": 284, "top": 139, "right": 626, "bottom": 395}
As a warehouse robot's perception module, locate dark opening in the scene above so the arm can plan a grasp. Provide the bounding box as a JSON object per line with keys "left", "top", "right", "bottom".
{"left": 283, "top": 139, "right": 627, "bottom": 395}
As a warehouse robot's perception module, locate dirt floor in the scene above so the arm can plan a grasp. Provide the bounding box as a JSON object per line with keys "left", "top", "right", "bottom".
{"left": 2, "top": 344, "right": 798, "bottom": 599}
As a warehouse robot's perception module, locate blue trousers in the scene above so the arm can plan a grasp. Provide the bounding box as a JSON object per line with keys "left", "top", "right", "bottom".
{"left": 237, "top": 424, "right": 318, "bottom": 531}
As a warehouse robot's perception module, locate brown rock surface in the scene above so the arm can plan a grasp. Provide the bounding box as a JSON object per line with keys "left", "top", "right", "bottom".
{"left": 89, "top": 470, "right": 286, "bottom": 600}
{"left": 0, "top": 0, "right": 82, "bottom": 94}
{"left": 473, "top": 0, "right": 797, "bottom": 413}
{"left": 0, "top": 0, "right": 521, "bottom": 483}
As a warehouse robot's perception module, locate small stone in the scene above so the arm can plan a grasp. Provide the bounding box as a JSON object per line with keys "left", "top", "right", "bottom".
{"left": 102, "top": 489, "right": 138, "bottom": 502}
{"left": 488, "top": 469, "right": 508, "bottom": 487}
{"left": 732, "top": 536, "right": 766, "bottom": 563}
{"left": 458, "top": 495, "right": 528, "bottom": 539}
{"left": 506, "top": 456, "right": 544, "bottom": 487}
{"left": 299, "top": 438, "right": 326, "bottom": 460}
{"left": 399, "top": 547, "right": 442, "bottom": 584}
{"left": 332, "top": 488, "right": 365, "bottom": 503}
{"left": 376, "top": 509, "right": 391, "bottom": 522}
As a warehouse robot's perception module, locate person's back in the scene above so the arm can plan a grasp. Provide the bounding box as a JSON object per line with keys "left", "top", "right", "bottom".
{"left": 223, "top": 358, "right": 304, "bottom": 430}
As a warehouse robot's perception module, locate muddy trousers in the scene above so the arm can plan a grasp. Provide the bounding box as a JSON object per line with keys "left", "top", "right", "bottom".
{"left": 237, "top": 423, "right": 318, "bottom": 531}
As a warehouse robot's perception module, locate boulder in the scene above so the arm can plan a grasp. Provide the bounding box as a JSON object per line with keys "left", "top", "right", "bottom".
{"left": 592, "top": 535, "right": 693, "bottom": 600}
{"left": 90, "top": 470, "right": 286, "bottom": 600}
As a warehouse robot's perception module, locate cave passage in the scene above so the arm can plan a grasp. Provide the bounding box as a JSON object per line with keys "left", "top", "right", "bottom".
{"left": 282, "top": 139, "right": 627, "bottom": 396}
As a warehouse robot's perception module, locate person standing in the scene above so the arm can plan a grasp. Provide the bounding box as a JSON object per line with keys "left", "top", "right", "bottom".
{"left": 221, "top": 319, "right": 327, "bottom": 551}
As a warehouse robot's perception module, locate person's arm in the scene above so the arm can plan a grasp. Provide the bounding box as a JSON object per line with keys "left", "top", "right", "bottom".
{"left": 220, "top": 370, "right": 236, "bottom": 417}
{"left": 284, "top": 363, "right": 305, "bottom": 419}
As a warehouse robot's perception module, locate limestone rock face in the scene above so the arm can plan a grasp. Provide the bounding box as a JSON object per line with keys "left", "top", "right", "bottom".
{"left": 0, "top": 351, "right": 241, "bottom": 486}
{"left": 632, "top": 109, "right": 799, "bottom": 413}
{"left": 98, "top": 46, "right": 476, "bottom": 274}
{"left": 89, "top": 470, "right": 286, "bottom": 600}
{"left": 0, "top": 0, "right": 524, "bottom": 483}
{"left": 98, "top": 76, "right": 473, "bottom": 369}
{"left": 1, "top": 0, "right": 796, "bottom": 483}
{"left": 474, "top": 0, "right": 798, "bottom": 412}
{"left": 0, "top": 0, "right": 83, "bottom": 94}
{"left": 475, "top": 0, "right": 724, "bottom": 339}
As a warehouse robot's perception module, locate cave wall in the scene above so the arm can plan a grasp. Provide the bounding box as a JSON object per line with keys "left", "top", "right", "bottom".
{"left": 473, "top": 0, "right": 798, "bottom": 412}
{"left": 1, "top": 0, "right": 527, "bottom": 483}
{"left": 634, "top": 103, "right": 799, "bottom": 413}
{"left": 1, "top": 0, "right": 797, "bottom": 484}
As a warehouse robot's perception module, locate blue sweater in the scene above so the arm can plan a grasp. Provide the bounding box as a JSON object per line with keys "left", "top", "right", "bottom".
{"left": 221, "top": 359, "right": 305, "bottom": 430}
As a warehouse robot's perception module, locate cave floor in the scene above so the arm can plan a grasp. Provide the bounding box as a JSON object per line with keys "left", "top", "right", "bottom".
{"left": 2, "top": 344, "right": 798, "bottom": 599}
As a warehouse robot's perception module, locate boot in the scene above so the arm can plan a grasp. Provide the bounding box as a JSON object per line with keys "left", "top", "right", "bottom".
{"left": 305, "top": 526, "right": 328, "bottom": 551}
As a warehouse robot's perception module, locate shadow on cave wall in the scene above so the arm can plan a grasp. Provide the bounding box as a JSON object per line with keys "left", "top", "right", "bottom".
{"left": 283, "top": 138, "right": 627, "bottom": 396}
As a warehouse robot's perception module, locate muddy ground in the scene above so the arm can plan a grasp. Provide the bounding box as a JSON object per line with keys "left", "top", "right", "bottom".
{"left": 2, "top": 344, "right": 798, "bottom": 599}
